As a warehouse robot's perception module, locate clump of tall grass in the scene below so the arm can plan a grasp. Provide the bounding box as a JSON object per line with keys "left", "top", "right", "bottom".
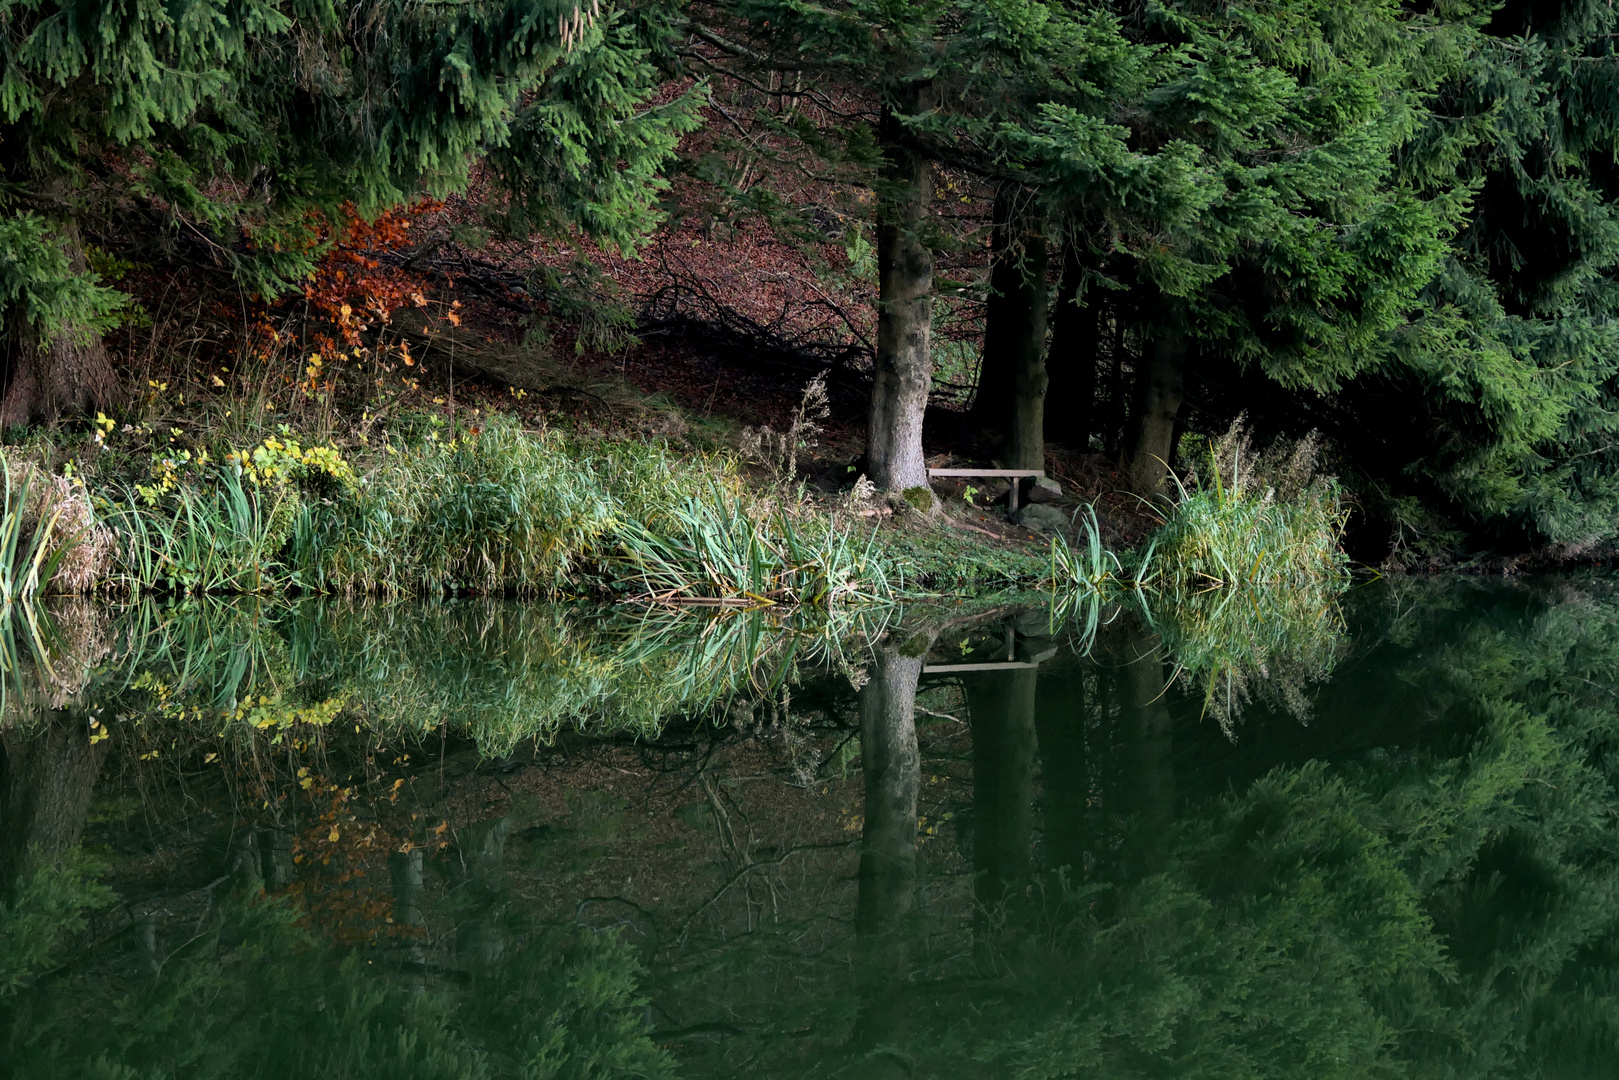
{"left": 108, "top": 469, "right": 298, "bottom": 595}
{"left": 612, "top": 486, "right": 889, "bottom": 605}
{"left": 0, "top": 457, "right": 113, "bottom": 600}
{"left": 286, "top": 420, "right": 623, "bottom": 595}
{"left": 1050, "top": 504, "right": 1136, "bottom": 594}
{"left": 1152, "top": 421, "right": 1349, "bottom": 591}
{"left": 93, "top": 413, "right": 889, "bottom": 604}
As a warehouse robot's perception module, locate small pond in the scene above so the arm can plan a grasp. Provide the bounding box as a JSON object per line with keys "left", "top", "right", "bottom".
{"left": 3, "top": 576, "right": 1617, "bottom": 1078}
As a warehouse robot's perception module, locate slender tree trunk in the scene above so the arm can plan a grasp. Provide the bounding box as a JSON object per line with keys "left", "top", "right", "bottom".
{"left": 972, "top": 189, "right": 1016, "bottom": 436}
{"left": 1123, "top": 322, "right": 1186, "bottom": 498}
{"left": 0, "top": 716, "right": 106, "bottom": 895}
{"left": 1, "top": 200, "right": 120, "bottom": 428}
{"left": 1044, "top": 245, "right": 1100, "bottom": 449}
{"left": 965, "top": 666, "right": 1038, "bottom": 947}
{"left": 866, "top": 82, "right": 936, "bottom": 497}
{"left": 1103, "top": 317, "right": 1127, "bottom": 455}
{"left": 974, "top": 186, "right": 1049, "bottom": 470}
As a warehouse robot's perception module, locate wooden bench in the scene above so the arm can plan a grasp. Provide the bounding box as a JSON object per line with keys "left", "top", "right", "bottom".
{"left": 927, "top": 468, "right": 1045, "bottom": 511}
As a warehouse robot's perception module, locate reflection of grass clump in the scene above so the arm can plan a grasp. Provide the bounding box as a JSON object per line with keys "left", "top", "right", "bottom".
{"left": 24, "top": 599, "right": 882, "bottom": 757}
{"left": 1152, "top": 581, "right": 1348, "bottom": 734}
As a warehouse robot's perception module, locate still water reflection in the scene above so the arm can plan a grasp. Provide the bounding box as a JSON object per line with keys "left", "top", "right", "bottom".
{"left": 3, "top": 577, "right": 1619, "bottom": 1078}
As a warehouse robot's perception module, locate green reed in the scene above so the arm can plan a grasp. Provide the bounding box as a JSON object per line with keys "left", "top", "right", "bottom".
{"left": 98, "top": 416, "right": 889, "bottom": 604}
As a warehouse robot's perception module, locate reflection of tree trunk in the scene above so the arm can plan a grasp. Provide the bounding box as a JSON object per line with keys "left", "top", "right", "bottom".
{"left": 965, "top": 667, "right": 1038, "bottom": 951}
{"left": 1034, "top": 669, "right": 1088, "bottom": 888}
{"left": 852, "top": 631, "right": 931, "bottom": 1074}
{"left": 391, "top": 847, "right": 427, "bottom": 991}
{"left": 260, "top": 827, "right": 294, "bottom": 890}
{"left": 453, "top": 817, "right": 511, "bottom": 978}
{"left": 0, "top": 716, "right": 105, "bottom": 895}
{"left": 866, "top": 81, "right": 936, "bottom": 495}
{"left": 1121, "top": 626, "right": 1174, "bottom": 874}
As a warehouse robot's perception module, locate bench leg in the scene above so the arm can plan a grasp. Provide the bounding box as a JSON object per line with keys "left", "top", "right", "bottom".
{"left": 1009, "top": 479, "right": 1019, "bottom": 514}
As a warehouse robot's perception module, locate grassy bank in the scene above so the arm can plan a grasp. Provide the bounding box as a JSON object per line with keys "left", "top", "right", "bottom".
{"left": 0, "top": 400, "right": 1353, "bottom": 615}
{"left": 2, "top": 412, "right": 893, "bottom": 605}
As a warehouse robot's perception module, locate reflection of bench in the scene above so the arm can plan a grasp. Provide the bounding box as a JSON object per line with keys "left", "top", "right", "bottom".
{"left": 927, "top": 468, "right": 1044, "bottom": 511}
{"left": 922, "top": 622, "right": 1051, "bottom": 673}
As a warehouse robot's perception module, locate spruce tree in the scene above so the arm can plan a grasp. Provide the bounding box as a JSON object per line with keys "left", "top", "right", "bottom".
{"left": 1336, "top": 0, "right": 1619, "bottom": 550}
{"left": 0, "top": 0, "right": 699, "bottom": 424}
{"left": 996, "top": 0, "right": 1460, "bottom": 496}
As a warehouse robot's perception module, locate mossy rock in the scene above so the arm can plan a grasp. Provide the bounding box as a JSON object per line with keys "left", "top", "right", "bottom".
{"left": 901, "top": 485, "right": 936, "bottom": 513}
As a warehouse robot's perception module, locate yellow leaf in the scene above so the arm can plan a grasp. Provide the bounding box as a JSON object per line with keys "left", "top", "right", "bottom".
{"left": 328, "top": 827, "right": 340, "bottom": 842}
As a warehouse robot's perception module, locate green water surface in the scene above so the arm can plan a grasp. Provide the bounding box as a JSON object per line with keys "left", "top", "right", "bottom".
{"left": 3, "top": 576, "right": 1617, "bottom": 1078}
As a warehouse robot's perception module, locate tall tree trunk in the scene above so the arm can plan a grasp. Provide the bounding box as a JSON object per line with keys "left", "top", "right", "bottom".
{"left": 0, "top": 716, "right": 106, "bottom": 895}
{"left": 1044, "top": 245, "right": 1100, "bottom": 449}
{"left": 1102, "top": 317, "right": 1128, "bottom": 455}
{"left": 974, "top": 186, "right": 1049, "bottom": 470}
{"left": 965, "top": 665, "right": 1038, "bottom": 947}
{"left": 866, "top": 82, "right": 936, "bottom": 496}
{"left": 1123, "top": 322, "right": 1186, "bottom": 498}
{"left": 1, "top": 204, "right": 120, "bottom": 428}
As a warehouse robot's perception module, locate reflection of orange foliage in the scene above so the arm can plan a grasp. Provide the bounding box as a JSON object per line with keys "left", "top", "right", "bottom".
{"left": 283, "top": 776, "right": 408, "bottom": 947}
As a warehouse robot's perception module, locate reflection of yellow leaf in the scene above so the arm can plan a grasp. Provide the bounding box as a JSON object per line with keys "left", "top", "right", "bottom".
{"left": 328, "top": 827, "right": 340, "bottom": 842}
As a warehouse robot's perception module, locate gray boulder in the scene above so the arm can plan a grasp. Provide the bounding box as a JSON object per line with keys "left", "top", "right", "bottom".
{"left": 1023, "top": 475, "right": 1063, "bottom": 503}
{"left": 1012, "top": 503, "right": 1069, "bottom": 534}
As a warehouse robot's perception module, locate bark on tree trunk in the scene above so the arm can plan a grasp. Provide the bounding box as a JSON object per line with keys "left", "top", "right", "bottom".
{"left": 1043, "top": 245, "right": 1100, "bottom": 449}
{"left": 1, "top": 212, "right": 120, "bottom": 429}
{"left": 1123, "top": 323, "right": 1186, "bottom": 498}
{"left": 0, "top": 716, "right": 106, "bottom": 895}
{"left": 865, "top": 83, "right": 936, "bottom": 496}
{"left": 974, "top": 187, "right": 1049, "bottom": 470}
